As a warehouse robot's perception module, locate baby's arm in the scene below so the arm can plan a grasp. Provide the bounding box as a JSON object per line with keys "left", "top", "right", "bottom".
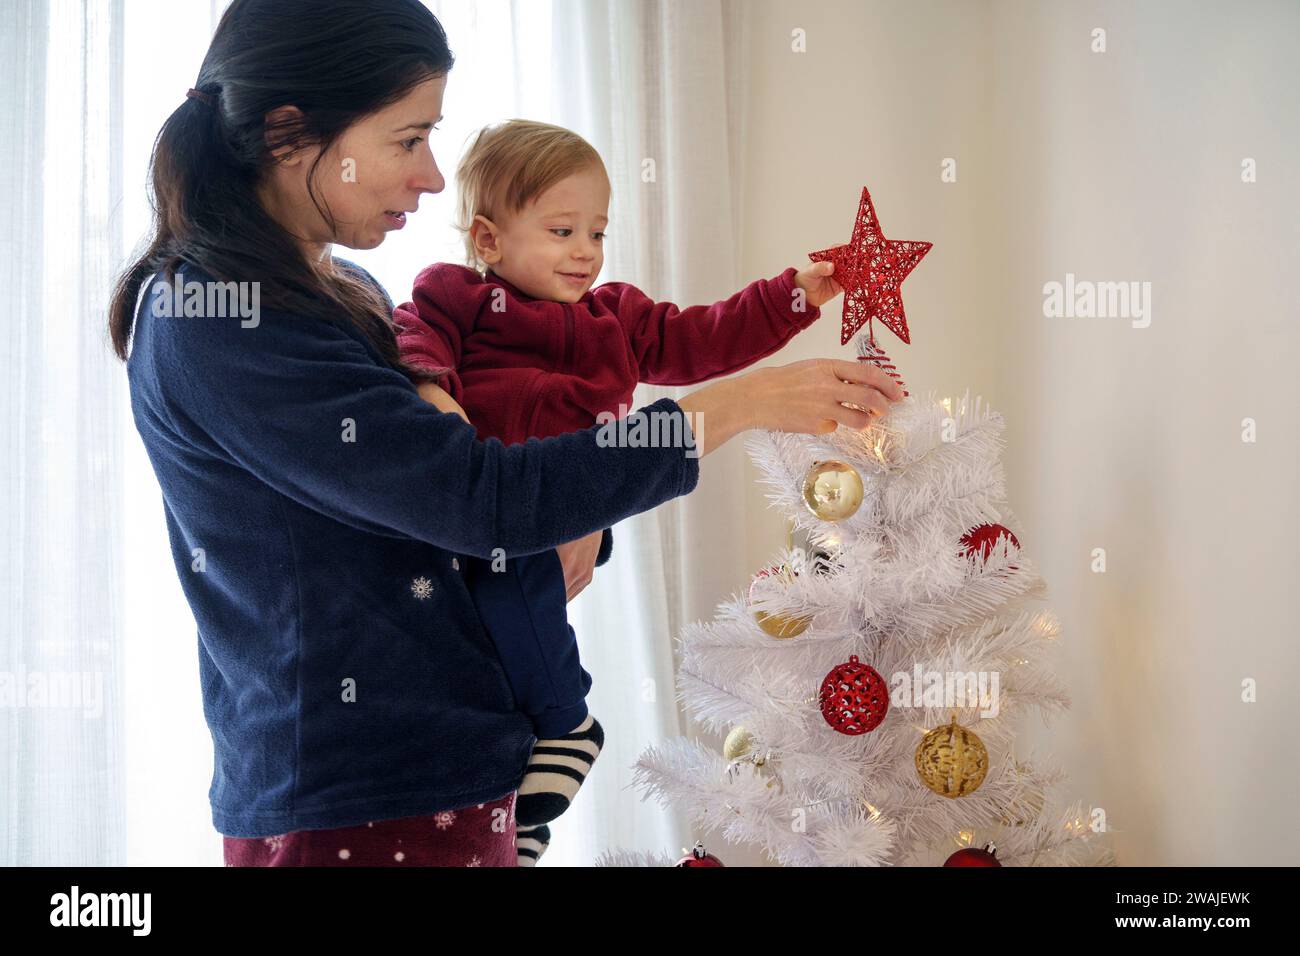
{"left": 595, "top": 263, "right": 838, "bottom": 386}
{"left": 416, "top": 380, "right": 470, "bottom": 424}
{"left": 394, "top": 264, "right": 483, "bottom": 404}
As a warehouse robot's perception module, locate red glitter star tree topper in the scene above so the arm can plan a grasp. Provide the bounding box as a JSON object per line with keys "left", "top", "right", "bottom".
{"left": 808, "top": 186, "right": 932, "bottom": 346}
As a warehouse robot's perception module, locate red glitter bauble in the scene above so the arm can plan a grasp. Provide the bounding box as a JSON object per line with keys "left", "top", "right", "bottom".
{"left": 818, "top": 655, "right": 889, "bottom": 735}
{"left": 959, "top": 524, "right": 1020, "bottom": 562}
{"left": 675, "top": 842, "right": 725, "bottom": 867}
{"left": 943, "top": 845, "right": 1002, "bottom": 867}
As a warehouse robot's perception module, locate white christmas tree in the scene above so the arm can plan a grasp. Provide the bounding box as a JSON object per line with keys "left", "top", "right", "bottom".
{"left": 600, "top": 336, "right": 1114, "bottom": 867}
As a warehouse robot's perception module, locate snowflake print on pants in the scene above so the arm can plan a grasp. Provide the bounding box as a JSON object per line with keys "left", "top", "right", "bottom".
{"left": 222, "top": 792, "right": 517, "bottom": 866}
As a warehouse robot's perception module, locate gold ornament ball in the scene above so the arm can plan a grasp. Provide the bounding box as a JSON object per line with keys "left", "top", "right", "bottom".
{"left": 915, "top": 716, "right": 989, "bottom": 798}
{"left": 750, "top": 565, "right": 812, "bottom": 638}
{"left": 723, "top": 726, "right": 754, "bottom": 762}
{"left": 802, "top": 460, "right": 865, "bottom": 522}
{"left": 755, "top": 609, "right": 811, "bottom": 638}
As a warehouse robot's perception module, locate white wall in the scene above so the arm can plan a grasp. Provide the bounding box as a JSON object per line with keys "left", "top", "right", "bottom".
{"left": 734, "top": 0, "right": 1299, "bottom": 864}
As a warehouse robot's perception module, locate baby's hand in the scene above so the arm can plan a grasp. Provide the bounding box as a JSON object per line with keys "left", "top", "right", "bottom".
{"left": 793, "top": 260, "right": 843, "bottom": 309}
{"left": 416, "top": 380, "right": 471, "bottom": 425}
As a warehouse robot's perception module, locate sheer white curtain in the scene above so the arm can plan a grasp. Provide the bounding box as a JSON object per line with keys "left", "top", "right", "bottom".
{"left": 2, "top": 0, "right": 751, "bottom": 866}
{"left": 119, "top": 0, "right": 237, "bottom": 869}
{"left": 1, "top": 0, "right": 127, "bottom": 866}
{"left": 542, "top": 0, "right": 755, "bottom": 865}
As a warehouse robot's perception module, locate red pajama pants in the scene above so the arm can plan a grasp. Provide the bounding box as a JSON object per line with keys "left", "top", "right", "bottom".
{"left": 222, "top": 791, "right": 518, "bottom": 867}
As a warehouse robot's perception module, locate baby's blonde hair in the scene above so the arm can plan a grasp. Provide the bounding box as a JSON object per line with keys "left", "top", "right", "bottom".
{"left": 454, "top": 119, "right": 608, "bottom": 271}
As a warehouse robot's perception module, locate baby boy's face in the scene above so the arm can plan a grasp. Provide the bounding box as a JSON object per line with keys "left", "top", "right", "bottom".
{"left": 489, "top": 165, "right": 610, "bottom": 303}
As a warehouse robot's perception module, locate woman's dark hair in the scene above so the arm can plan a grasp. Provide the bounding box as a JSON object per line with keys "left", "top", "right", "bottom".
{"left": 108, "top": 0, "right": 453, "bottom": 377}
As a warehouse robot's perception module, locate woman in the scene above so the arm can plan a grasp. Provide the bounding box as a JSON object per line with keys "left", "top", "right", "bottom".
{"left": 107, "top": 0, "right": 903, "bottom": 867}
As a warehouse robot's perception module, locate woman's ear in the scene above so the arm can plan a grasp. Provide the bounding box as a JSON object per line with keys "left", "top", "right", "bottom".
{"left": 263, "top": 105, "right": 308, "bottom": 164}
{"left": 470, "top": 214, "right": 503, "bottom": 265}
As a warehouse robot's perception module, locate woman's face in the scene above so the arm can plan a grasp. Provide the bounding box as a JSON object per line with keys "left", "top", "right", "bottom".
{"left": 260, "top": 74, "right": 448, "bottom": 257}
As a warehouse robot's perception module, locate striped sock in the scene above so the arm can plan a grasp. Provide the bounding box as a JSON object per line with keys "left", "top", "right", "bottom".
{"left": 515, "top": 714, "right": 604, "bottom": 828}
{"left": 516, "top": 823, "right": 550, "bottom": 866}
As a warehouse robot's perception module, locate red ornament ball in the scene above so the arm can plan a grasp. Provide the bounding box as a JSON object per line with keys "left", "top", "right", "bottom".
{"left": 959, "top": 524, "right": 1020, "bottom": 562}
{"left": 818, "top": 655, "right": 889, "bottom": 735}
{"left": 675, "top": 842, "right": 725, "bottom": 867}
{"left": 943, "top": 844, "right": 1002, "bottom": 867}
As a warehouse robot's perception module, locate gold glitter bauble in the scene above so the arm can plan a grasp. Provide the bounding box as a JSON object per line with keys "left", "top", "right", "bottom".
{"left": 915, "top": 716, "right": 989, "bottom": 798}
{"left": 801, "top": 460, "right": 864, "bottom": 522}
{"left": 723, "top": 726, "right": 754, "bottom": 762}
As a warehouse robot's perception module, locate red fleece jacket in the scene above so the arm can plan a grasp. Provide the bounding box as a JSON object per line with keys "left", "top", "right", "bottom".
{"left": 393, "top": 263, "right": 821, "bottom": 447}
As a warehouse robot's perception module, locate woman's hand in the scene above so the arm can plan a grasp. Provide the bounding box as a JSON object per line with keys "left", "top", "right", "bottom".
{"left": 793, "top": 260, "right": 842, "bottom": 309}
{"left": 676, "top": 357, "right": 905, "bottom": 456}
{"left": 744, "top": 357, "right": 904, "bottom": 433}
{"left": 416, "top": 379, "right": 470, "bottom": 424}
{"left": 555, "top": 529, "right": 604, "bottom": 602}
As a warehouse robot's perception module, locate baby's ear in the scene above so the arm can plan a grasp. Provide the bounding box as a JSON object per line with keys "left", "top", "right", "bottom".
{"left": 470, "top": 214, "right": 502, "bottom": 264}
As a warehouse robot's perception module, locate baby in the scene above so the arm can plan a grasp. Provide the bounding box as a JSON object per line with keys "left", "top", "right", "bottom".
{"left": 394, "top": 119, "right": 841, "bottom": 865}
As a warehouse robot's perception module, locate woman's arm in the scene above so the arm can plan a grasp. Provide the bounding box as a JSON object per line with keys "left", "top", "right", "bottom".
{"left": 149, "top": 300, "right": 698, "bottom": 560}
{"left": 415, "top": 379, "right": 612, "bottom": 601}
{"left": 149, "top": 296, "right": 899, "bottom": 560}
